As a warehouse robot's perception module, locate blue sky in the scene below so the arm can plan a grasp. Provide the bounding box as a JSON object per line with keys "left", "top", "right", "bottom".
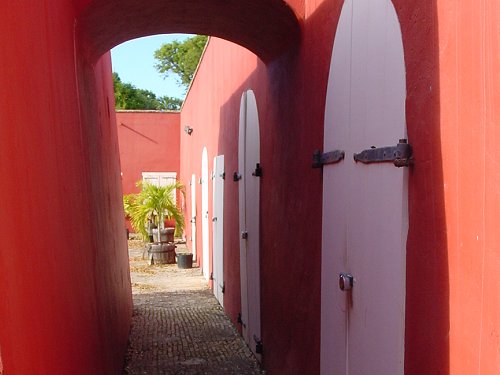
{"left": 111, "top": 34, "right": 191, "bottom": 100}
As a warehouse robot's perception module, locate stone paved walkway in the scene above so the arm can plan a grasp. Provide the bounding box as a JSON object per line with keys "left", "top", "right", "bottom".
{"left": 123, "top": 240, "right": 264, "bottom": 375}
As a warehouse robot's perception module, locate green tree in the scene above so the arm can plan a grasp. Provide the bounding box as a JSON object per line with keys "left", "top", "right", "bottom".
{"left": 112, "top": 72, "right": 183, "bottom": 110}
{"left": 157, "top": 96, "right": 184, "bottom": 111}
{"left": 154, "top": 35, "right": 208, "bottom": 89}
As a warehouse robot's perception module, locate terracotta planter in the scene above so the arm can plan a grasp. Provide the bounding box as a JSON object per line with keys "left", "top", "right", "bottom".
{"left": 164, "top": 218, "right": 176, "bottom": 229}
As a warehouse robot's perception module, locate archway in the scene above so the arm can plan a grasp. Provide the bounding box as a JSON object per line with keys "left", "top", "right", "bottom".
{"left": 76, "top": 0, "right": 300, "bottom": 63}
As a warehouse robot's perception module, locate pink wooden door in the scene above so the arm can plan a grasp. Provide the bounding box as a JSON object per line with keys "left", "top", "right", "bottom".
{"left": 201, "top": 147, "right": 210, "bottom": 280}
{"left": 321, "top": 0, "right": 409, "bottom": 374}
{"left": 190, "top": 174, "right": 197, "bottom": 261}
{"left": 212, "top": 155, "right": 225, "bottom": 306}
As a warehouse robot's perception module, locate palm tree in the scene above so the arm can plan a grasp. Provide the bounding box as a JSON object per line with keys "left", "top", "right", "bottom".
{"left": 124, "top": 181, "right": 185, "bottom": 240}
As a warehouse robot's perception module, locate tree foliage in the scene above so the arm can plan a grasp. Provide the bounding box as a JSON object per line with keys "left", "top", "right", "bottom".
{"left": 112, "top": 72, "right": 183, "bottom": 111}
{"left": 154, "top": 35, "right": 208, "bottom": 89}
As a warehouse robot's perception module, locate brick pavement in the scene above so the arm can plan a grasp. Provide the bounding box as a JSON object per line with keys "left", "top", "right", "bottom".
{"left": 123, "top": 241, "right": 264, "bottom": 375}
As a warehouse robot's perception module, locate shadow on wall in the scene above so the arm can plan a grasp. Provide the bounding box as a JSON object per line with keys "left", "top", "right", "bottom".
{"left": 395, "top": 1, "right": 450, "bottom": 374}
{"left": 215, "top": 0, "right": 450, "bottom": 374}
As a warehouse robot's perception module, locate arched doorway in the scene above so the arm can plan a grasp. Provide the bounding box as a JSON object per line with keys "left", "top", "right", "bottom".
{"left": 238, "top": 89, "right": 262, "bottom": 358}
{"left": 320, "top": 0, "right": 408, "bottom": 374}
{"left": 76, "top": 0, "right": 300, "bottom": 64}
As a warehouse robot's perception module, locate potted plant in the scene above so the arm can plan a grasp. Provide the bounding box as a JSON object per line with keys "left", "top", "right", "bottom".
{"left": 123, "top": 181, "right": 185, "bottom": 264}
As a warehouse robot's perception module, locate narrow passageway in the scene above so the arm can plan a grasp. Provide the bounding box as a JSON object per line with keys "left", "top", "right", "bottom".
{"left": 123, "top": 240, "right": 264, "bottom": 375}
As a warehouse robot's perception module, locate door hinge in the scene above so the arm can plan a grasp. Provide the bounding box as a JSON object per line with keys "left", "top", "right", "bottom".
{"left": 221, "top": 172, "right": 225, "bottom": 180}
{"left": 221, "top": 282, "right": 225, "bottom": 294}
{"left": 353, "top": 139, "right": 412, "bottom": 167}
{"left": 210, "top": 272, "right": 214, "bottom": 280}
{"left": 254, "top": 335, "right": 263, "bottom": 354}
{"left": 252, "top": 163, "right": 262, "bottom": 177}
{"left": 312, "top": 149, "right": 345, "bottom": 168}
{"left": 237, "top": 313, "right": 243, "bottom": 325}
{"left": 233, "top": 172, "right": 242, "bottom": 182}
{"left": 241, "top": 231, "right": 248, "bottom": 239}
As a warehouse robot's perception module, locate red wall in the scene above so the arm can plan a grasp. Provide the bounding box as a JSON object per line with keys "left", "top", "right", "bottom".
{"left": 401, "top": 1, "right": 500, "bottom": 374}
{"left": 116, "top": 111, "right": 180, "bottom": 195}
{"left": 0, "top": 1, "right": 132, "bottom": 374}
{"left": 180, "top": 38, "right": 261, "bottom": 329}
{"left": 0, "top": 0, "right": 498, "bottom": 374}
{"left": 181, "top": 1, "right": 500, "bottom": 374}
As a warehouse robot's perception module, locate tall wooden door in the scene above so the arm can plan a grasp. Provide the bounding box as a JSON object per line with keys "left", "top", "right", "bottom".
{"left": 190, "top": 174, "right": 197, "bottom": 261}
{"left": 320, "top": 0, "right": 409, "bottom": 374}
{"left": 239, "top": 90, "right": 262, "bottom": 358}
{"left": 212, "top": 155, "right": 225, "bottom": 306}
{"left": 201, "top": 147, "right": 210, "bottom": 281}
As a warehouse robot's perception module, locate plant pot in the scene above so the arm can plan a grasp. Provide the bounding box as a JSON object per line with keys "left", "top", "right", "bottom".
{"left": 152, "top": 228, "right": 175, "bottom": 243}
{"left": 164, "top": 218, "right": 176, "bottom": 229}
{"left": 148, "top": 243, "right": 176, "bottom": 265}
{"left": 177, "top": 253, "right": 193, "bottom": 269}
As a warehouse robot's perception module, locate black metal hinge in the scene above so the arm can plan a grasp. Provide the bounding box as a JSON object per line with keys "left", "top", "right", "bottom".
{"left": 312, "top": 149, "right": 345, "bottom": 168}
{"left": 210, "top": 272, "right": 214, "bottom": 281}
{"left": 237, "top": 313, "right": 243, "bottom": 324}
{"left": 254, "top": 335, "right": 263, "bottom": 354}
{"left": 353, "top": 139, "right": 412, "bottom": 167}
{"left": 221, "top": 282, "right": 225, "bottom": 294}
{"left": 252, "top": 163, "right": 262, "bottom": 177}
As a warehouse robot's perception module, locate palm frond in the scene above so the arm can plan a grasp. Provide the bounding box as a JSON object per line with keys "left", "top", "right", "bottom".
{"left": 123, "top": 180, "right": 185, "bottom": 240}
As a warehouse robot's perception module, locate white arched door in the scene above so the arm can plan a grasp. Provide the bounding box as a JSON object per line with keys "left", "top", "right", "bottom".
{"left": 239, "top": 90, "right": 261, "bottom": 358}
{"left": 201, "top": 147, "right": 210, "bottom": 281}
{"left": 190, "top": 174, "right": 197, "bottom": 261}
{"left": 321, "top": 0, "right": 409, "bottom": 374}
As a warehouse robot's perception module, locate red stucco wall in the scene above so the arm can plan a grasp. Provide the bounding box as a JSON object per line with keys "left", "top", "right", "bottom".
{"left": 180, "top": 38, "right": 261, "bottom": 334}
{"left": 0, "top": 0, "right": 498, "bottom": 374}
{"left": 180, "top": 1, "right": 499, "bottom": 374}
{"left": 0, "top": 1, "right": 132, "bottom": 374}
{"left": 400, "top": 1, "right": 500, "bottom": 374}
{"left": 180, "top": 33, "right": 327, "bottom": 373}
{"left": 116, "top": 111, "right": 180, "bottom": 195}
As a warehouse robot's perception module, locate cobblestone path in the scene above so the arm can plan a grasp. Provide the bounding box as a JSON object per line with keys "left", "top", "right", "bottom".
{"left": 123, "top": 241, "right": 264, "bottom": 375}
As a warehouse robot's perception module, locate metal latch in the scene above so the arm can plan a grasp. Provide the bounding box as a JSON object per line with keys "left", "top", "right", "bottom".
{"left": 339, "top": 273, "right": 354, "bottom": 291}
{"left": 241, "top": 231, "right": 248, "bottom": 239}
{"left": 237, "top": 313, "right": 245, "bottom": 327}
{"left": 252, "top": 163, "right": 262, "bottom": 177}
{"left": 312, "top": 149, "right": 345, "bottom": 168}
{"left": 212, "top": 217, "right": 217, "bottom": 222}
{"left": 233, "top": 172, "right": 241, "bottom": 181}
{"left": 353, "top": 139, "right": 412, "bottom": 167}
{"left": 254, "top": 335, "right": 263, "bottom": 354}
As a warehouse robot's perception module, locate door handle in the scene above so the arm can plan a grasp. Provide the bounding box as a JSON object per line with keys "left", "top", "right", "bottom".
{"left": 339, "top": 273, "right": 354, "bottom": 291}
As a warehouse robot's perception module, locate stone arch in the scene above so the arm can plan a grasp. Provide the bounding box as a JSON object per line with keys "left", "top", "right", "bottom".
{"left": 77, "top": 0, "right": 301, "bottom": 63}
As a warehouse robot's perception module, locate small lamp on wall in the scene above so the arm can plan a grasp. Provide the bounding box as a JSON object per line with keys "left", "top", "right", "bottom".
{"left": 184, "top": 125, "right": 193, "bottom": 135}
